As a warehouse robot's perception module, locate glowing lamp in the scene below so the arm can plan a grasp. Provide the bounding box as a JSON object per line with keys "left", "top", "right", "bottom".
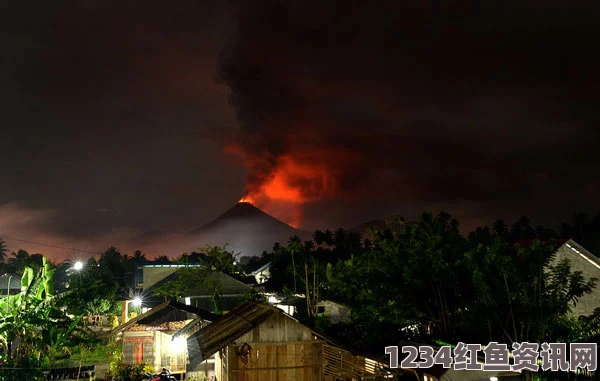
{"left": 132, "top": 296, "right": 142, "bottom": 307}
{"left": 73, "top": 261, "right": 84, "bottom": 271}
{"left": 171, "top": 336, "right": 187, "bottom": 354}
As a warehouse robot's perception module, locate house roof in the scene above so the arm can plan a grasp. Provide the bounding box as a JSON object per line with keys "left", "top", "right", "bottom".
{"left": 175, "top": 316, "right": 209, "bottom": 339}
{"left": 250, "top": 261, "right": 271, "bottom": 275}
{"left": 561, "top": 239, "right": 600, "bottom": 269}
{"left": 0, "top": 273, "right": 22, "bottom": 290}
{"left": 145, "top": 270, "right": 252, "bottom": 297}
{"left": 186, "top": 301, "right": 404, "bottom": 377}
{"left": 111, "top": 300, "right": 217, "bottom": 335}
{"left": 514, "top": 237, "right": 600, "bottom": 265}
{"left": 277, "top": 295, "right": 305, "bottom": 306}
{"left": 186, "top": 301, "right": 280, "bottom": 364}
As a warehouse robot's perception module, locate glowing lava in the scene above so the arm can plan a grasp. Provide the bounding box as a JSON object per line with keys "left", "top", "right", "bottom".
{"left": 238, "top": 195, "right": 255, "bottom": 204}
{"left": 228, "top": 147, "right": 343, "bottom": 228}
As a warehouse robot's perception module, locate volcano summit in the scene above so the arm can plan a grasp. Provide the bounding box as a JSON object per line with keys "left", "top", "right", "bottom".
{"left": 187, "top": 202, "right": 309, "bottom": 257}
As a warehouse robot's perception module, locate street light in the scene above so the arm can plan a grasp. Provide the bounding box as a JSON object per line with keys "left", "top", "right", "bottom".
{"left": 73, "top": 261, "right": 84, "bottom": 271}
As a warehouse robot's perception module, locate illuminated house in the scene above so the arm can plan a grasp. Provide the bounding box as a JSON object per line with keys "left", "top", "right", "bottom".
{"left": 183, "top": 301, "right": 400, "bottom": 381}
{"left": 111, "top": 301, "right": 216, "bottom": 376}
{"left": 249, "top": 261, "right": 271, "bottom": 284}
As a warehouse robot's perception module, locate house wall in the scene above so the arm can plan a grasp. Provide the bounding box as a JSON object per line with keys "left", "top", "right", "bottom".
{"left": 154, "top": 331, "right": 168, "bottom": 371}
{"left": 236, "top": 313, "right": 315, "bottom": 343}
{"left": 316, "top": 300, "right": 351, "bottom": 324}
{"left": 154, "top": 331, "right": 187, "bottom": 374}
{"left": 552, "top": 242, "right": 600, "bottom": 317}
{"left": 218, "top": 314, "right": 323, "bottom": 380}
{"left": 253, "top": 267, "right": 270, "bottom": 284}
{"left": 123, "top": 331, "right": 154, "bottom": 365}
{"left": 322, "top": 344, "right": 396, "bottom": 380}
{"left": 225, "top": 341, "right": 322, "bottom": 381}
{"left": 123, "top": 330, "right": 187, "bottom": 373}
{"left": 186, "top": 355, "right": 216, "bottom": 380}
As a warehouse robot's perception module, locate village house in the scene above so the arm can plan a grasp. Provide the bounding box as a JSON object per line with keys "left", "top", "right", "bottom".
{"left": 111, "top": 300, "right": 216, "bottom": 377}
{"left": 0, "top": 273, "right": 21, "bottom": 297}
{"left": 135, "top": 264, "right": 253, "bottom": 313}
{"left": 249, "top": 261, "right": 271, "bottom": 285}
{"left": 550, "top": 239, "right": 600, "bottom": 317}
{"left": 182, "top": 300, "right": 401, "bottom": 381}
{"left": 315, "top": 300, "right": 352, "bottom": 324}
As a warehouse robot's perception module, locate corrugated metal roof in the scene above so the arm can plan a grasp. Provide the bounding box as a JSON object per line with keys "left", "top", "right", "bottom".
{"left": 250, "top": 261, "right": 271, "bottom": 275}
{"left": 175, "top": 315, "right": 210, "bottom": 339}
{"left": 0, "top": 273, "right": 21, "bottom": 290}
{"left": 111, "top": 300, "right": 216, "bottom": 335}
{"left": 187, "top": 301, "right": 278, "bottom": 366}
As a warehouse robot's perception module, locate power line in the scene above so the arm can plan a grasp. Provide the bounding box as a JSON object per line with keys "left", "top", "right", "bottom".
{"left": 0, "top": 235, "right": 170, "bottom": 259}
{"left": 0, "top": 235, "right": 101, "bottom": 255}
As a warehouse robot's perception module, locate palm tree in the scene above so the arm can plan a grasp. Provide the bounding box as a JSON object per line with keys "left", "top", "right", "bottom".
{"left": 302, "top": 240, "right": 316, "bottom": 317}
{"left": 8, "top": 249, "right": 30, "bottom": 273}
{"left": 287, "top": 236, "right": 302, "bottom": 294}
{"left": 154, "top": 255, "right": 170, "bottom": 264}
{"left": 0, "top": 239, "right": 8, "bottom": 263}
{"left": 313, "top": 230, "right": 325, "bottom": 246}
{"left": 132, "top": 250, "right": 147, "bottom": 262}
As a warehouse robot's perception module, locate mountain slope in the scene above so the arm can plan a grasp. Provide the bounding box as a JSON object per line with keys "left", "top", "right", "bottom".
{"left": 187, "top": 202, "right": 309, "bottom": 256}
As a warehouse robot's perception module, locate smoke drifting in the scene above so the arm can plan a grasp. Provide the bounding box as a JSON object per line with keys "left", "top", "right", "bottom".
{"left": 219, "top": 0, "right": 600, "bottom": 227}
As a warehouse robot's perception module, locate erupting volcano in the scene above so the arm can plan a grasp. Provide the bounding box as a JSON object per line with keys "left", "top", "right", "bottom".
{"left": 238, "top": 195, "right": 255, "bottom": 204}
{"left": 227, "top": 144, "right": 344, "bottom": 228}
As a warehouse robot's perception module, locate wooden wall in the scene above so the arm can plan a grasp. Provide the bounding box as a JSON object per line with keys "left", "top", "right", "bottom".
{"left": 123, "top": 330, "right": 186, "bottom": 373}
{"left": 236, "top": 313, "right": 314, "bottom": 344}
{"left": 216, "top": 314, "right": 323, "bottom": 380}
{"left": 225, "top": 341, "right": 322, "bottom": 381}
{"left": 123, "top": 331, "right": 154, "bottom": 365}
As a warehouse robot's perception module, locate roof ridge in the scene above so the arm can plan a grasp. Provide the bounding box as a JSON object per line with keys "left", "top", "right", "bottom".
{"left": 564, "top": 239, "right": 600, "bottom": 268}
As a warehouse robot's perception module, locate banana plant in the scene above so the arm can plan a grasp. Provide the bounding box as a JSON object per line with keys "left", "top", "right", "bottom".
{"left": 0, "top": 257, "right": 90, "bottom": 369}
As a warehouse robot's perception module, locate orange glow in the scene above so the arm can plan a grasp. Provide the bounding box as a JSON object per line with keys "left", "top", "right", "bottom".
{"left": 228, "top": 147, "right": 349, "bottom": 228}
{"left": 238, "top": 196, "right": 255, "bottom": 204}
{"left": 263, "top": 173, "right": 303, "bottom": 203}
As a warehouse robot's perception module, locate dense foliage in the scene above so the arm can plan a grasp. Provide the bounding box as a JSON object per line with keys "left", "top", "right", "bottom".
{"left": 0, "top": 211, "right": 599, "bottom": 377}
{"left": 0, "top": 258, "right": 93, "bottom": 371}
{"left": 259, "top": 212, "right": 600, "bottom": 355}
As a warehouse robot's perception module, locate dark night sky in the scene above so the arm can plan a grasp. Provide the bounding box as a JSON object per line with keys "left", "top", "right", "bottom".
{"left": 1, "top": 0, "right": 599, "bottom": 259}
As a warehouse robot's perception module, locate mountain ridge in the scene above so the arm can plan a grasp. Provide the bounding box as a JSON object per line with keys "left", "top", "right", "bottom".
{"left": 186, "top": 202, "right": 310, "bottom": 256}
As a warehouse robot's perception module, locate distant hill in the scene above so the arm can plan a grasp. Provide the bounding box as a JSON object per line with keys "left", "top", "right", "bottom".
{"left": 186, "top": 202, "right": 310, "bottom": 257}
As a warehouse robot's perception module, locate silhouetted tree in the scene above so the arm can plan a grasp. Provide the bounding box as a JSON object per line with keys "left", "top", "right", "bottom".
{"left": 287, "top": 235, "right": 302, "bottom": 294}
{"left": 153, "top": 255, "right": 171, "bottom": 264}
{"left": 6, "top": 250, "right": 43, "bottom": 274}
{"left": 131, "top": 250, "right": 147, "bottom": 262}
{"left": 493, "top": 219, "right": 508, "bottom": 237}
{"left": 560, "top": 212, "right": 600, "bottom": 255}
{"left": 0, "top": 239, "right": 8, "bottom": 263}
{"left": 509, "top": 216, "right": 535, "bottom": 241}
